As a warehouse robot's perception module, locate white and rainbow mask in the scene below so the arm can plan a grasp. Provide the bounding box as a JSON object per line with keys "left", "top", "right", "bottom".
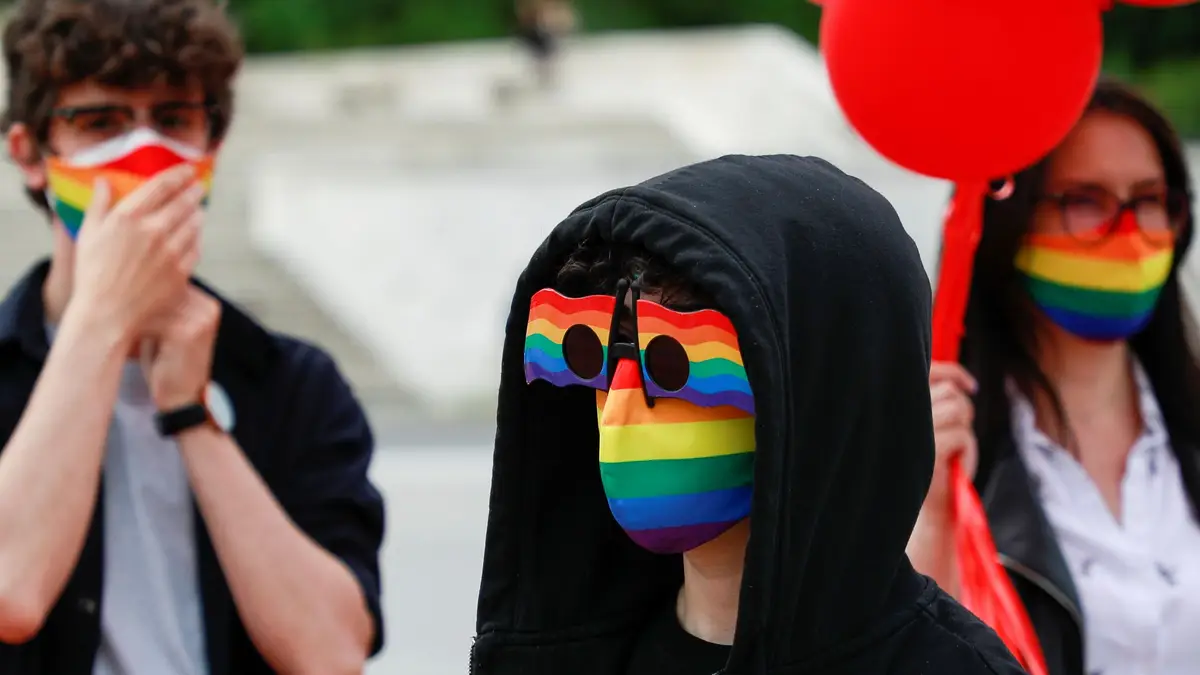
{"left": 45, "top": 127, "right": 214, "bottom": 239}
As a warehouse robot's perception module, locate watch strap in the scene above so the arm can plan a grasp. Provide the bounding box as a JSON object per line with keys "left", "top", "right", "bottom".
{"left": 155, "top": 403, "right": 209, "bottom": 437}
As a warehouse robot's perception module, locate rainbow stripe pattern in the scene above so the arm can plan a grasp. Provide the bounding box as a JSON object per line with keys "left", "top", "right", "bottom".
{"left": 634, "top": 299, "right": 753, "bottom": 414}
{"left": 597, "top": 360, "right": 755, "bottom": 553}
{"left": 524, "top": 289, "right": 615, "bottom": 389}
{"left": 1015, "top": 229, "right": 1174, "bottom": 341}
{"left": 524, "top": 289, "right": 753, "bottom": 414}
{"left": 45, "top": 128, "right": 214, "bottom": 238}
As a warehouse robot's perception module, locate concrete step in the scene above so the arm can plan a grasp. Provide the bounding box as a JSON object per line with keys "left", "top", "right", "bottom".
{"left": 199, "top": 152, "right": 426, "bottom": 434}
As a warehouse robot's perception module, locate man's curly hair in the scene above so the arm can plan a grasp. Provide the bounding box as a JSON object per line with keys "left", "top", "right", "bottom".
{"left": 1, "top": 0, "right": 243, "bottom": 210}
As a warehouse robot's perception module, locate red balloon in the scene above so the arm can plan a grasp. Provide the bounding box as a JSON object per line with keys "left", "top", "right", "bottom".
{"left": 820, "top": 0, "right": 1103, "bottom": 180}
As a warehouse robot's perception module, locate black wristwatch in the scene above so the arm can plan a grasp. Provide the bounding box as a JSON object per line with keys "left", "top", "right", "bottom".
{"left": 155, "top": 381, "right": 236, "bottom": 437}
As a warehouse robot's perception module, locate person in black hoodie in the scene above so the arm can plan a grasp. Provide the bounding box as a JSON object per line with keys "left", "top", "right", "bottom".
{"left": 471, "top": 154, "right": 1028, "bottom": 675}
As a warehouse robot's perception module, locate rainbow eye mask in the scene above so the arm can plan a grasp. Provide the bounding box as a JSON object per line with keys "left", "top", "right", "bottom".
{"left": 633, "top": 297, "right": 753, "bottom": 414}
{"left": 524, "top": 289, "right": 615, "bottom": 389}
{"left": 45, "top": 128, "right": 215, "bottom": 239}
{"left": 1015, "top": 227, "right": 1173, "bottom": 341}
{"left": 523, "top": 288, "right": 754, "bottom": 414}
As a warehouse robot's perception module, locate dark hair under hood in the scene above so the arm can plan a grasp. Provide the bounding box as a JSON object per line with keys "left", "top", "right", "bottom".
{"left": 472, "top": 155, "right": 1025, "bottom": 674}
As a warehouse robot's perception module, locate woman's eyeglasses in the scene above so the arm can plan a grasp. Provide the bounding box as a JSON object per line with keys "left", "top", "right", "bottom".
{"left": 1040, "top": 186, "right": 1190, "bottom": 246}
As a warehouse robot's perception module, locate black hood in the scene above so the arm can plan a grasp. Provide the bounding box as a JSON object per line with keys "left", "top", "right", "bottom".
{"left": 473, "top": 155, "right": 1025, "bottom": 674}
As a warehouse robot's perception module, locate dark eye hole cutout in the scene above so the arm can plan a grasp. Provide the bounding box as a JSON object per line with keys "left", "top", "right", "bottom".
{"left": 644, "top": 336, "right": 689, "bottom": 392}
{"left": 562, "top": 324, "right": 604, "bottom": 380}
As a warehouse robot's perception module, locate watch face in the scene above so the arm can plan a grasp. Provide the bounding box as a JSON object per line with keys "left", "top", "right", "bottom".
{"left": 205, "top": 381, "right": 236, "bottom": 432}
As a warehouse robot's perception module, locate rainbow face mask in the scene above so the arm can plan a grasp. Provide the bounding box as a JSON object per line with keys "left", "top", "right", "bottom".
{"left": 45, "top": 128, "right": 214, "bottom": 239}
{"left": 1015, "top": 213, "right": 1174, "bottom": 342}
{"left": 524, "top": 285, "right": 755, "bottom": 554}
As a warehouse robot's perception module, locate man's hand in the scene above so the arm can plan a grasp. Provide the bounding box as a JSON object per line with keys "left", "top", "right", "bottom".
{"left": 141, "top": 287, "right": 221, "bottom": 411}
{"left": 0, "top": 167, "right": 205, "bottom": 639}
{"left": 69, "top": 164, "right": 205, "bottom": 347}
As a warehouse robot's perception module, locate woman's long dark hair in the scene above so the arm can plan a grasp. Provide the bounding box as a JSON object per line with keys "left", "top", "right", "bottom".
{"left": 960, "top": 77, "right": 1200, "bottom": 491}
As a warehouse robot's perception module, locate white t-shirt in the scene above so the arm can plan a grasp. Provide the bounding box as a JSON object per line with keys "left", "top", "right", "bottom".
{"left": 91, "top": 362, "right": 207, "bottom": 675}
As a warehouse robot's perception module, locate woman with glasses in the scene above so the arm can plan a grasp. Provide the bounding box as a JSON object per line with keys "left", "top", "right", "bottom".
{"left": 908, "top": 77, "right": 1200, "bottom": 675}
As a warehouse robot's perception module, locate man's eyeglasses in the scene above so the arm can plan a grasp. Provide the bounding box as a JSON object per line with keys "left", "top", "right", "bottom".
{"left": 1039, "top": 186, "right": 1190, "bottom": 246}
{"left": 49, "top": 101, "right": 214, "bottom": 147}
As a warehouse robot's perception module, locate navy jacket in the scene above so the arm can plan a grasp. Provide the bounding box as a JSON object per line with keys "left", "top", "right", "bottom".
{"left": 0, "top": 261, "right": 386, "bottom": 674}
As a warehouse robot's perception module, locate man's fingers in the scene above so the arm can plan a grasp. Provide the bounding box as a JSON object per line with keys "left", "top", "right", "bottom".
{"left": 146, "top": 182, "right": 205, "bottom": 237}
{"left": 83, "top": 178, "right": 112, "bottom": 223}
{"left": 171, "top": 212, "right": 204, "bottom": 281}
{"left": 178, "top": 248, "right": 201, "bottom": 279}
{"left": 112, "top": 164, "right": 197, "bottom": 217}
{"left": 164, "top": 209, "right": 202, "bottom": 261}
{"left": 76, "top": 178, "right": 112, "bottom": 236}
{"left": 184, "top": 285, "right": 216, "bottom": 305}
{"left": 140, "top": 310, "right": 175, "bottom": 336}
{"left": 139, "top": 337, "right": 159, "bottom": 371}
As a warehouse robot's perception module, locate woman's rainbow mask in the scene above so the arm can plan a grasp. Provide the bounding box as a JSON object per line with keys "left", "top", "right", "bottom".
{"left": 524, "top": 284, "right": 755, "bottom": 554}
{"left": 1015, "top": 211, "right": 1174, "bottom": 341}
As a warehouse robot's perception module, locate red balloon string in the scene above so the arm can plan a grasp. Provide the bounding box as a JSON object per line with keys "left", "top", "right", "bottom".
{"left": 932, "top": 182, "right": 1048, "bottom": 675}
{"left": 930, "top": 181, "right": 985, "bottom": 364}
{"left": 952, "top": 461, "right": 1048, "bottom": 675}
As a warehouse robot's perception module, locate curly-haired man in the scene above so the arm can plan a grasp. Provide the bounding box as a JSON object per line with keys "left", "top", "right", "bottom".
{"left": 0, "top": 2, "right": 385, "bottom": 673}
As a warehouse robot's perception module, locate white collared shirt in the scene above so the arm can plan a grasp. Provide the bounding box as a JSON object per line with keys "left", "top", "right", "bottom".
{"left": 1010, "top": 362, "right": 1200, "bottom": 675}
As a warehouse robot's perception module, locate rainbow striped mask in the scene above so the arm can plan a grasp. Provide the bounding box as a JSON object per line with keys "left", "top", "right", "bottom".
{"left": 45, "top": 128, "right": 214, "bottom": 239}
{"left": 1015, "top": 215, "right": 1174, "bottom": 342}
{"left": 524, "top": 286, "right": 755, "bottom": 554}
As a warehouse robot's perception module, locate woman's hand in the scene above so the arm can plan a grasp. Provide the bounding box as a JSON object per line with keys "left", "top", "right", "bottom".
{"left": 924, "top": 361, "right": 979, "bottom": 519}
{"left": 907, "top": 361, "right": 979, "bottom": 597}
